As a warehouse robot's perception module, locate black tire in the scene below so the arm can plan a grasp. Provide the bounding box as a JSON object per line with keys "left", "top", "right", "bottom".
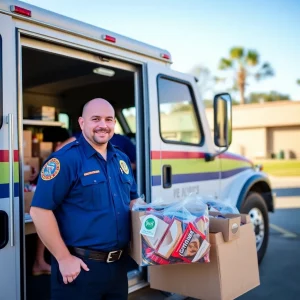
{"left": 240, "top": 192, "right": 269, "bottom": 264}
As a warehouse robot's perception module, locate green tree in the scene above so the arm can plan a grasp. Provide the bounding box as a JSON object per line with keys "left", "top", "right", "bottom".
{"left": 248, "top": 91, "right": 290, "bottom": 103}
{"left": 218, "top": 47, "right": 274, "bottom": 104}
{"left": 297, "top": 79, "right": 300, "bottom": 85}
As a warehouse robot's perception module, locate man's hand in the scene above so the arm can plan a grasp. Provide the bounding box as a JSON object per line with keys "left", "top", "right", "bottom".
{"left": 58, "top": 254, "right": 89, "bottom": 284}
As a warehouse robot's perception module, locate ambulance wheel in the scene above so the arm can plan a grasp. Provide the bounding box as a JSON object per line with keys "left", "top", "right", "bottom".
{"left": 240, "top": 192, "right": 269, "bottom": 264}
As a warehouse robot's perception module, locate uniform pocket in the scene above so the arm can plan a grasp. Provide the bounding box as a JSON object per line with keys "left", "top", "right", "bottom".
{"left": 80, "top": 173, "right": 108, "bottom": 210}
{"left": 119, "top": 174, "right": 132, "bottom": 204}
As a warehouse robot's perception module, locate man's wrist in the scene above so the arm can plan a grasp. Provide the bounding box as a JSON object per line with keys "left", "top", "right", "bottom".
{"left": 55, "top": 249, "right": 72, "bottom": 262}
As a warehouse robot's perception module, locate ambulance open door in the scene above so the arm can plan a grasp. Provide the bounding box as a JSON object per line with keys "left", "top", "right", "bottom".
{"left": 146, "top": 61, "right": 221, "bottom": 204}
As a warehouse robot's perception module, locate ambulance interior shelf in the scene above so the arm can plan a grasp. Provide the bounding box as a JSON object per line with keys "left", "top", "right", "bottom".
{"left": 23, "top": 119, "right": 64, "bottom": 127}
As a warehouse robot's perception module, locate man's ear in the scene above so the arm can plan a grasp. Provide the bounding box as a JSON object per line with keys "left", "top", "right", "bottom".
{"left": 78, "top": 116, "right": 84, "bottom": 130}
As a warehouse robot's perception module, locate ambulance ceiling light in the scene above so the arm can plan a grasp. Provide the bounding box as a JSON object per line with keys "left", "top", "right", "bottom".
{"left": 93, "top": 67, "right": 115, "bottom": 77}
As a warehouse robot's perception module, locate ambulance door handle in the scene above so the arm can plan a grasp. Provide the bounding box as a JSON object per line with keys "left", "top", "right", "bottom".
{"left": 6, "top": 114, "right": 14, "bottom": 247}
{"left": 162, "top": 165, "right": 172, "bottom": 188}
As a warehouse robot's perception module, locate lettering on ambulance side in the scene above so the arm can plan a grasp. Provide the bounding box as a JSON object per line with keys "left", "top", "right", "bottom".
{"left": 173, "top": 185, "right": 200, "bottom": 199}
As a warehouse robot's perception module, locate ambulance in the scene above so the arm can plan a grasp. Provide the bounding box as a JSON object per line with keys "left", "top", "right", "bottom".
{"left": 0, "top": 1, "right": 275, "bottom": 299}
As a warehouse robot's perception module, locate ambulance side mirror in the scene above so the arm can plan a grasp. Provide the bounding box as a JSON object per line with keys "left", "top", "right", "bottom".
{"left": 214, "top": 93, "right": 232, "bottom": 148}
{"left": 205, "top": 93, "right": 232, "bottom": 162}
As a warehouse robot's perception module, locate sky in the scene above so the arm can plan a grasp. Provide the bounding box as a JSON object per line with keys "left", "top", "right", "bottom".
{"left": 21, "top": 0, "right": 300, "bottom": 101}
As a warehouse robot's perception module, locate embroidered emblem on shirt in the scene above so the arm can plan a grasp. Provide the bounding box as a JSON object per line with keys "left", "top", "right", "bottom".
{"left": 119, "top": 160, "right": 129, "bottom": 175}
{"left": 41, "top": 158, "right": 60, "bottom": 181}
{"left": 84, "top": 170, "right": 100, "bottom": 176}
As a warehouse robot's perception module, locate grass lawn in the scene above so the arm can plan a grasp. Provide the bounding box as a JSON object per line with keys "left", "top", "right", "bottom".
{"left": 254, "top": 159, "right": 300, "bottom": 177}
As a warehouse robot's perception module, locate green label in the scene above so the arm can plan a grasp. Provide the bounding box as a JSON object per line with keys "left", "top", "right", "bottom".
{"left": 145, "top": 218, "right": 156, "bottom": 230}
{"left": 140, "top": 215, "right": 158, "bottom": 238}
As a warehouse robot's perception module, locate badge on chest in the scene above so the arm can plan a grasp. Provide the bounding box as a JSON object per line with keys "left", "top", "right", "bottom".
{"left": 119, "top": 160, "right": 129, "bottom": 174}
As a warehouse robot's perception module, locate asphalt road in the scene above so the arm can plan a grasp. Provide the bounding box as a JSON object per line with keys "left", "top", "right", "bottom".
{"left": 129, "top": 190, "right": 300, "bottom": 300}
{"left": 238, "top": 207, "right": 300, "bottom": 300}
{"left": 273, "top": 187, "right": 300, "bottom": 197}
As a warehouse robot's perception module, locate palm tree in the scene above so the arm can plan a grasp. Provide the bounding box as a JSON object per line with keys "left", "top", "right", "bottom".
{"left": 218, "top": 47, "right": 274, "bottom": 104}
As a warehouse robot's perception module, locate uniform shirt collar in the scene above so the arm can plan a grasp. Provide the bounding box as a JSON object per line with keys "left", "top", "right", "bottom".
{"left": 78, "top": 133, "right": 116, "bottom": 160}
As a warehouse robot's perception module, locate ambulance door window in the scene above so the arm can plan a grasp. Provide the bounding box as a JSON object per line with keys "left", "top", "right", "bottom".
{"left": 157, "top": 76, "right": 203, "bottom": 145}
{"left": 0, "top": 35, "right": 3, "bottom": 129}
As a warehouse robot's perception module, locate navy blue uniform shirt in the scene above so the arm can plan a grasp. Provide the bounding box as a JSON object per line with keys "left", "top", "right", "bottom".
{"left": 31, "top": 134, "right": 139, "bottom": 251}
{"left": 74, "top": 132, "right": 136, "bottom": 164}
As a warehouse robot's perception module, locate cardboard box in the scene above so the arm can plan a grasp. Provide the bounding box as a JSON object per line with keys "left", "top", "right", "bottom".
{"left": 23, "top": 157, "right": 40, "bottom": 182}
{"left": 140, "top": 214, "right": 170, "bottom": 250}
{"left": 209, "top": 212, "right": 250, "bottom": 242}
{"left": 31, "top": 106, "right": 55, "bottom": 121}
{"left": 156, "top": 219, "right": 183, "bottom": 259}
{"left": 32, "top": 142, "right": 53, "bottom": 158}
{"left": 209, "top": 212, "right": 239, "bottom": 242}
{"left": 23, "top": 130, "right": 32, "bottom": 157}
{"left": 24, "top": 157, "right": 40, "bottom": 172}
{"left": 131, "top": 211, "right": 149, "bottom": 265}
{"left": 24, "top": 192, "right": 34, "bottom": 213}
{"left": 39, "top": 142, "right": 53, "bottom": 161}
{"left": 149, "top": 221, "right": 260, "bottom": 300}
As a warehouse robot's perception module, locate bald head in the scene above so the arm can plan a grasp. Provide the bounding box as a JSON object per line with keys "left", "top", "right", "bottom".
{"left": 78, "top": 98, "right": 116, "bottom": 149}
{"left": 82, "top": 98, "right": 115, "bottom": 118}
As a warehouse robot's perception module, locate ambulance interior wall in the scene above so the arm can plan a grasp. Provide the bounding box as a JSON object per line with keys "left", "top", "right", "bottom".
{"left": 23, "top": 93, "right": 62, "bottom": 118}
{"left": 22, "top": 46, "right": 135, "bottom": 133}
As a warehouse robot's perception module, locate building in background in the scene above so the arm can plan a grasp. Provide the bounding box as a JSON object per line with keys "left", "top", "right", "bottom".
{"left": 124, "top": 101, "right": 300, "bottom": 159}
{"left": 206, "top": 101, "right": 300, "bottom": 159}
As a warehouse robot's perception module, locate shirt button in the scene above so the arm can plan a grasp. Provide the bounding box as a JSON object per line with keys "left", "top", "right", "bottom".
{"left": 94, "top": 180, "right": 97, "bottom": 183}
{"left": 109, "top": 176, "right": 111, "bottom": 180}
{"left": 114, "top": 194, "right": 117, "bottom": 197}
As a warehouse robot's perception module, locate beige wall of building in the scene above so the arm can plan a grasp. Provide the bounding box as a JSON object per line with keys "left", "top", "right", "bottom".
{"left": 267, "top": 126, "right": 300, "bottom": 158}
{"left": 206, "top": 101, "right": 300, "bottom": 159}
{"left": 230, "top": 128, "right": 267, "bottom": 158}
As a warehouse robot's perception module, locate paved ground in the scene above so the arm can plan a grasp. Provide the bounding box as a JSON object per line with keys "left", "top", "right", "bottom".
{"left": 129, "top": 176, "right": 300, "bottom": 300}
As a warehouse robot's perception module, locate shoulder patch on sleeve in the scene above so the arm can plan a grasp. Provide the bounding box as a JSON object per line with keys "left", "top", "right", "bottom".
{"left": 41, "top": 158, "right": 60, "bottom": 180}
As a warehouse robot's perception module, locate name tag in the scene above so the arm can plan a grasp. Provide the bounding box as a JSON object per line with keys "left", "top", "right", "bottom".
{"left": 84, "top": 170, "right": 100, "bottom": 176}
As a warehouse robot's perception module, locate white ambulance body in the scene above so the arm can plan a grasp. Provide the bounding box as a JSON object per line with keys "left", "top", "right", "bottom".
{"left": 0, "top": 1, "right": 274, "bottom": 299}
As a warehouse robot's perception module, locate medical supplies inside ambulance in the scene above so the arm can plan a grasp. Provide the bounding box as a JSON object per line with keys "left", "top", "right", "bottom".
{"left": 132, "top": 196, "right": 210, "bottom": 266}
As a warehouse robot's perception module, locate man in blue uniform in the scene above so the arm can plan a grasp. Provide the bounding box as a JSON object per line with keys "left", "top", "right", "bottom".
{"left": 30, "top": 98, "right": 140, "bottom": 300}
